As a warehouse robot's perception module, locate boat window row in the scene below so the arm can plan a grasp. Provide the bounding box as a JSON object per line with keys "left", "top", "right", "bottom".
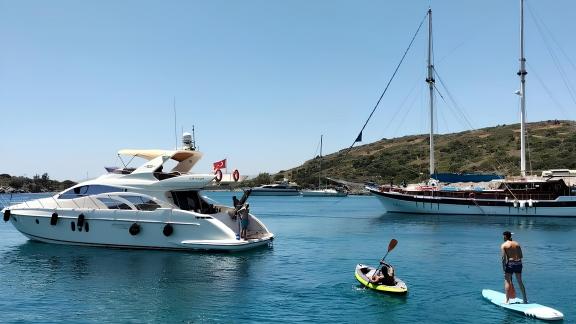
{"left": 96, "top": 196, "right": 162, "bottom": 211}
{"left": 59, "top": 185, "right": 126, "bottom": 199}
{"left": 97, "top": 197, "right": 131, "bottom": 210}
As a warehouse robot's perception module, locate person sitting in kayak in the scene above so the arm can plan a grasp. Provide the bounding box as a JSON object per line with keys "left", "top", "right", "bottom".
{"left": 371, "top": 261, "right": 395, "bottom": 286}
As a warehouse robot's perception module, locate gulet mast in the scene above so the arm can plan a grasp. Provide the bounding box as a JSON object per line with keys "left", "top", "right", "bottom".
{"left": 426, "top": 8, "right": 435, "bottom": 176}
{"left": 518, "top": 0, "right": 528, "bottom": 177}
{"left": 319, "top": 135, "right": 323, "bottom": 189}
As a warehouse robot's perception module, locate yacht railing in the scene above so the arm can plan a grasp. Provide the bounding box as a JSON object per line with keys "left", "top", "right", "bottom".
{"left": 0, "top": 193, "right": 54, "bottom": 209}
{"left": 1, "top": 192, "right": 169, "bottom": 211}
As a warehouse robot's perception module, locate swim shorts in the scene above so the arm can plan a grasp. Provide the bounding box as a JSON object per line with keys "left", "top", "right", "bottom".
{"left": 241, "top": 218, "right": 249, "bottom": 229}
{"left": 505, "top": 260, "right": 523, "bottom": 274}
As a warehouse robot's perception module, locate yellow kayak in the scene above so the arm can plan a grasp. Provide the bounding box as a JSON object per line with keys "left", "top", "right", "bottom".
{"left": 355, "top": 264, "right": 408, "bottom": 294}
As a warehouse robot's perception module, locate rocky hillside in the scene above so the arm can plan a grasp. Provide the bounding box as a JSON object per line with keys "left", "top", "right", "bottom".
{"left": 281, "top": 120, "right": 576, "bottom": 188}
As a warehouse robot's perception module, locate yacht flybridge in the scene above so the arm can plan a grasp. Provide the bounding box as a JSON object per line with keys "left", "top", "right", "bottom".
{"left": 2, "top": 134, "right": 274, "bottom": 251}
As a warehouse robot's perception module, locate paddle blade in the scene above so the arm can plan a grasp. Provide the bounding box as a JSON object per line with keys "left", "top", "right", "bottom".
{"left": 388, "top": 239, "right": 398, "bottom": 252}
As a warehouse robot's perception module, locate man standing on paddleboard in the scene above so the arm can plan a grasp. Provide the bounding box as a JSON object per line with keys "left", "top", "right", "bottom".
{"left": 501, "top": 231, "right": 528, "bottom": 304}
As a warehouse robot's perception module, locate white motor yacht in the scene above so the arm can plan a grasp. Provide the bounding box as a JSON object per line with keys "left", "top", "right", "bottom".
{"left": 250, "top": 180, "right": 300, "bottom": 196}
{"left": 1, "top": 135, "right": 274, "bottom": 251}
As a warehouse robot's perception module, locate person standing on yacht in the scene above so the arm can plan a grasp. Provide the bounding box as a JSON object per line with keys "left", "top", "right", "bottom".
{"left": 501, "top": 231, "right": 527, "bottom": 304}
{"left": 238, "top": 204, "right": 250, "bottom": 240}
{"left": 232, "top": 196, "right": 241, "bottom": 209}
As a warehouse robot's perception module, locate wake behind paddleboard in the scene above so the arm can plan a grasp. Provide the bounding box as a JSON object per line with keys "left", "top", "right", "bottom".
{"left": 482, "top": 289, "right": 564, "bottom": 321}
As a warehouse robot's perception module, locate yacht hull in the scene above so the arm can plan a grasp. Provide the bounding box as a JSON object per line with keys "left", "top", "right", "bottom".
{"left": 301, "top": 190, "right": 347, "bottom": 197}
{"left": 369, "top": 188, "right": 576, "bottom": 217}
{"left": 250, "top": 190, "right": 300, "bottom": 196}
{"left": 7, "top": 209, "right": 273, "bottom": 252}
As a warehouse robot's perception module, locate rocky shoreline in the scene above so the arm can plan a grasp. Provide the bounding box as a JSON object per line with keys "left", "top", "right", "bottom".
{"left": 0, "top": 174, "right": 76, "bottom": 194}
{"left": 0, "top": 186, "right": 30, "bottom": 194}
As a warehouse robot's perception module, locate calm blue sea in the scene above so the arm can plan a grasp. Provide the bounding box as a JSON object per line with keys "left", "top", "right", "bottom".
{"left": 1, "top": 192, "right": 575, "bottom": 323}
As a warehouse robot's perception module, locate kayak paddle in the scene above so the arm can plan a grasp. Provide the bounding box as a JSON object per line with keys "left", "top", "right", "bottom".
{"left": 365, "top": 239, "right": 398, "bottom": 287}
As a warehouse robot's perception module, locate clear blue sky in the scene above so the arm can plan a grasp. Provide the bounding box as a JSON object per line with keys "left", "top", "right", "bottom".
{"left": 1, "top": 0, "right": 575, "bottom": 181}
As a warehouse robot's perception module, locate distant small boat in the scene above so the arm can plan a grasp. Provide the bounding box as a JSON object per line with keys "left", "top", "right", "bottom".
{"left": 541, "top": 169, "right": 576, "bottom": 186}
{"left": 250, "top": 180, "right": 301, "bottom": 196}
{"left": 301, "top": 135, "right": 348, "bottom": 197}
{"left": 301, "top": 188, "right": 348, "bottom": 197}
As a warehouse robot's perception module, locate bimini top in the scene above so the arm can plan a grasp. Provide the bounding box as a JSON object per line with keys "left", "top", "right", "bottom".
{"left": 118, "top": 149, "right": 203, "bottom": 174}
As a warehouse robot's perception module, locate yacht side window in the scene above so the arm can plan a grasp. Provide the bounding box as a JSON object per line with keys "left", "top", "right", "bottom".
{"left": 97, "top": 197, "right": 132, "bottom": 210}
{"left": 120, "top": 195, "right": 162, "bottom": 211}
{"left": 59, "top": 185, "right": 124, "bottom": 199}
{"left": 85, "top": 185, "right": 125, "bottom": 195}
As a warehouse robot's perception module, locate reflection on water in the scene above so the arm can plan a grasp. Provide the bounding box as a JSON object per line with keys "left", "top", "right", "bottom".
{"left": 0, "top": 241, "right": 274, "bottom": 323}
{"left": 372, "top": 212, "right": 576, "bottom": 232}
{"left": 2, "top": 241, "right": 270, "bottom": 284}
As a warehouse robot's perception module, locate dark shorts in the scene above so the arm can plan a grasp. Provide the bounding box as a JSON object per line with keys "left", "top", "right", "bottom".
{"left": 241, "top": 218, "right": 249, "bottom": 229}
{"left": 505, "top": 260, "right": 523, "bottom": 274}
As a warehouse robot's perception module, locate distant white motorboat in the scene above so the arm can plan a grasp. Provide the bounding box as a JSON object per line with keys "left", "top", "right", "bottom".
{"left": 301, "top": 135, "right": 348, "bottom": 197}
{"left": 301, "top": 188, "right": 348, "bottom": 197}
{"left": 250, "top": 180, "right": 301, "bottom": 196}
{"left": 1, "top": 133, "right": 274, "bottom": 251}
{"left": 541, "top": 169, "right": 576, "bottom": 186}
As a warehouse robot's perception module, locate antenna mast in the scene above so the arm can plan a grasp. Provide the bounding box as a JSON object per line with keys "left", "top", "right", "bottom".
{"left": 192, "top": 125, "right": 196, "bottom": 150}
{"left": 173, "top": 97, "right": 178, "bottom": 150}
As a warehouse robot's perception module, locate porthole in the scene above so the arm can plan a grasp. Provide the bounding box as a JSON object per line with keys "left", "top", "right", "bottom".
{"left": 35, "top": 219, "right": 39, "bottom": 224}
{"left": 71, "top": 221, "right": 76, "bottom": 231}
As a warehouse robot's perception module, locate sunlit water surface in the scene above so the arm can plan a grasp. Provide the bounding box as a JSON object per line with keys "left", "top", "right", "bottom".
{"left": 1, "top": 192, "right": 574, "bottom": 323}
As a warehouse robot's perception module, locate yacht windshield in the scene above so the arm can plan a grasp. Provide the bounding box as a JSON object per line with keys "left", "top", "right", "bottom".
{"left": 119, "top": 195, "right": 162, "bottom": 211}
{"left": 97, "top": 197, "right": 132, "bottom": 210}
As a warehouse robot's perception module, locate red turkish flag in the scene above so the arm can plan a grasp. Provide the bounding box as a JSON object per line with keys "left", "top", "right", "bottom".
{"left": 213, "top": 159, "right": 227, "bottom": 171}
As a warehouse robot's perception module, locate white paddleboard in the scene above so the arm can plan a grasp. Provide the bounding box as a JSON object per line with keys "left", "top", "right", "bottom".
{"left": 482, "top": 289, "right": 564, "bottom": 321}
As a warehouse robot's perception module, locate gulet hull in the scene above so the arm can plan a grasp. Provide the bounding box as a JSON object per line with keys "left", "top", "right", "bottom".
{"left": 369, "top": 188, "right": 576, "bottom": 217}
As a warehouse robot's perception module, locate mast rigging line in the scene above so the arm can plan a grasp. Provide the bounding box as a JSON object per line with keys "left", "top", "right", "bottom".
{"left": 347, "top": 10, "right": 429, "bottom": 152}
{"left": 430, "top": 65, "right": 521, "bottom": 177}
{"left": 526, "top": 1, "right": 576, "bottom": 108}
{"left": 432, "top": 67, "right": 476, "bottom": 133}
{"left": 433, "top": 74, "right": 523, "bottom": 177}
